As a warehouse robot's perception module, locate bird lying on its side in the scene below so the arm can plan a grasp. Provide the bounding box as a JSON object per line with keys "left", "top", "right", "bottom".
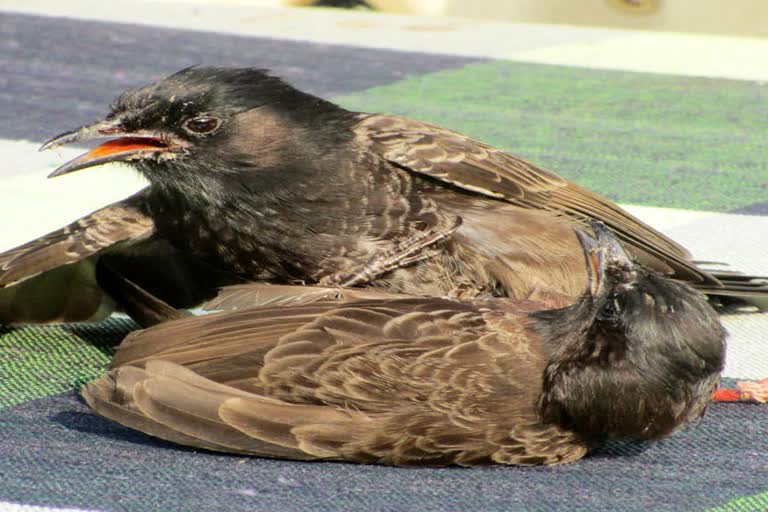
{"left": 1, "top": 67, "right": 766, "bottom": 326}
{"left": 82, "top": 224, "right": 726, "bottom": 466}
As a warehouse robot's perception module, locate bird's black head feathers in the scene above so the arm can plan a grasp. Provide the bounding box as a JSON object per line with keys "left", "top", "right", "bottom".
{"left": 42, "top": 67, "right": 355, "bottom": 193}
{"left": 531, "top": 226, "right": 726, "bottom": 442}
{"left": 110, "top": 67, "right": 340, "bottom": 131}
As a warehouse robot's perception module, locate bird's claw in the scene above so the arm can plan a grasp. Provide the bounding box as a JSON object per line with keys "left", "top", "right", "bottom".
{"left": 320, "top": 216, "right": 462, "bottom": 288}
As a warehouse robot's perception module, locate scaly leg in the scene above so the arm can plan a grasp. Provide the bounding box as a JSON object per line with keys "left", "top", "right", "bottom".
{"left": 320, "top": 216, "right": 463, "bottom": 288}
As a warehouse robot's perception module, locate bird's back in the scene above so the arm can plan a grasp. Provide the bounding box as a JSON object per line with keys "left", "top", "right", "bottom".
{"left": 87, "top": 291, "right": 588, "bottom": 466}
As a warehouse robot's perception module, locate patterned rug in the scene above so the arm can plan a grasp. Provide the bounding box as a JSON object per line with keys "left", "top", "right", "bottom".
{"left": 0, "top": 11, "right": 766, "bottom": 512}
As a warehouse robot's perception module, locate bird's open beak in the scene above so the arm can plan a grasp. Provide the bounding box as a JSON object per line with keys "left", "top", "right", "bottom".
{"left": 575, "top": 226, "right": 605, "bottom": 298}
{"left": 575, "top": 221, "right": 634, "bottom": 297}
{"left": 40, "top": 117, "right": 183, "bottom": 178}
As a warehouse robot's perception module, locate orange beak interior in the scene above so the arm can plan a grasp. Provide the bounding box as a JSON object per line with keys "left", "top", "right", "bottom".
{"left": 86, "top": 137, "right": 168, "bottom": 158}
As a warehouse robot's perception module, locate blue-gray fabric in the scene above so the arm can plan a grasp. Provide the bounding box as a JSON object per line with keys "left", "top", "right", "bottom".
{"left": 0, "top": 390, "right": 765, "bottom": 512}
{"left": 0, "top": 12, "right": 482, "bottom": 144}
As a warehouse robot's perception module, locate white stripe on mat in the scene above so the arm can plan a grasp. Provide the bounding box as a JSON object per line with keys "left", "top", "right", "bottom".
{"left": 0, "top": 502, "right": 100, "bottom": 512}
{"left": 1, "top": 139, "right": 766, "bottom": 379}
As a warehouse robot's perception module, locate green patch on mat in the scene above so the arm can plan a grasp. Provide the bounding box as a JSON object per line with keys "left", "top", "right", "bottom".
{"left": 0, "top": 319, "right": 135, "bottom": 408}
{"left": 708, "top": 489, "right": 768, "bottom": 512}
{"left": 334, "top": 61, "right": 768, "bottom": 212}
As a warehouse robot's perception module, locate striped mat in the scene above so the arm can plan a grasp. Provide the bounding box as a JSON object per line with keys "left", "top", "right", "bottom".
{"left": 0, "top": 11, "right": 766, "bottom": 512}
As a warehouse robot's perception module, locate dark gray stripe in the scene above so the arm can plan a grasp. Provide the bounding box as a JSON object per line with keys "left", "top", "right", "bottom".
{"left": 0, "top": 12, "right": 481, "bottom": 142}
{"left": 0, "top": 390, "right": 765, "bottom": 512}
{"left": 732, "top": 202, "right": 768, "bottom": 215}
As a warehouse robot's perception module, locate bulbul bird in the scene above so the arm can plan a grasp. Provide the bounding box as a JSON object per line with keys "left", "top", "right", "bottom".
{"left": 1, "top": 67, "right": 765, "bottom": 325}
{"left": 82, "top": 224, "right": 726, "bottom": 466}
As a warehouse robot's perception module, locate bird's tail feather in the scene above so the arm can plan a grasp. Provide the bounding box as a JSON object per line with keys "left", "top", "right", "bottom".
{"left": 82, "top": 360, "right": 369, "bottom": 459}
{"left": 696, "top": 272, "right": 768, "bottom": 310}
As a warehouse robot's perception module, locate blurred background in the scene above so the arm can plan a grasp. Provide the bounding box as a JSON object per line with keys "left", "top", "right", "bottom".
{"left": 196, "top": 0, "right": 768, "bottom": 37}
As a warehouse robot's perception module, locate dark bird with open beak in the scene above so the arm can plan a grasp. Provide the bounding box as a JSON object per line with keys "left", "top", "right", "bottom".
{"left": 82, "top": 223, "right": 726, "bottom": 466}
{"left": 1, "top": 67, "right": 765, "bottom": 325}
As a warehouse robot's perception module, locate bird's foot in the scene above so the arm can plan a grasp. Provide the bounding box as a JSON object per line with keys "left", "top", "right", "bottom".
{"left": 320, "top": 216, "right": 463, "bottom": 287}
{"left": 712, "top": 378, "right": 768, "bottom": 403}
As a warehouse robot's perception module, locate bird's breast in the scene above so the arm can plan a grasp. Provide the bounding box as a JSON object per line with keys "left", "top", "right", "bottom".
{"left": 147, "top": 193, "right": 377, "bottom": 282}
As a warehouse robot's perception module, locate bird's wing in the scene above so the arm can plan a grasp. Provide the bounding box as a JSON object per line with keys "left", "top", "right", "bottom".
{"left": 0, "top": 189, "right": 154, "bottom": 288}
{"left": 0, "top": 190, "right": 157, "bottom": 323}
{"left": 355, "top": 113, "right": 717, "bottom": 285}
{"left": 82, "top": 360, "right": 367, "bottom": 459}
{"left": 109, "top": 291, "right": 477, "bottom": 372}
{"left": 85, "top": 292, "right": 584, "bottom": 464}
{"left": 202, "top": 283, "right": 409, "bottom": 311}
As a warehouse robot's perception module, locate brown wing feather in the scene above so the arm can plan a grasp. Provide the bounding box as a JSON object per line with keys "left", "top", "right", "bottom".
{"left": 0, "top": 190, "right": 250, "bottom": 324}
{"left": 84, "top": 293, "right": 586, "bottom": 465}
{"left": 84, "top": 361, "right": 321, "bottom": 458}
{"left": 202, "top": 283, "right": 407, "bottom": 312}
{"left": 356, "top": 114, "right": 717, "bottom": 285}
{"left": 0, "top": 189, "right": 154, "bottom": 287}
{"left": 83, "top": 365, "right": 239, "bottom": 453}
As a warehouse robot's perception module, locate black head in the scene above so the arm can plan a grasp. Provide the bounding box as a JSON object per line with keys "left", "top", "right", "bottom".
{"left": 40, "top": 67, "right": 351, "bottom": 188}
{"left": 532, "top": 222, "right": 726, "bottom": 441}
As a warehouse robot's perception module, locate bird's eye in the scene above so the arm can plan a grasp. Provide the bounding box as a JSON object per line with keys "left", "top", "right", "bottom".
{"left": 599, "top": 297, "right": 621, "bottom": 323}
{"left": 183, "top": 116, "right": 222, "bottom": 135}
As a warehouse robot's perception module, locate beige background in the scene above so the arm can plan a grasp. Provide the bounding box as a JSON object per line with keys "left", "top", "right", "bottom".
{"left": 364, "top": 0, "right": 768, "bottom": 37}
{"left": 149, "top": 0, "right": 768, "bottom": 37}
